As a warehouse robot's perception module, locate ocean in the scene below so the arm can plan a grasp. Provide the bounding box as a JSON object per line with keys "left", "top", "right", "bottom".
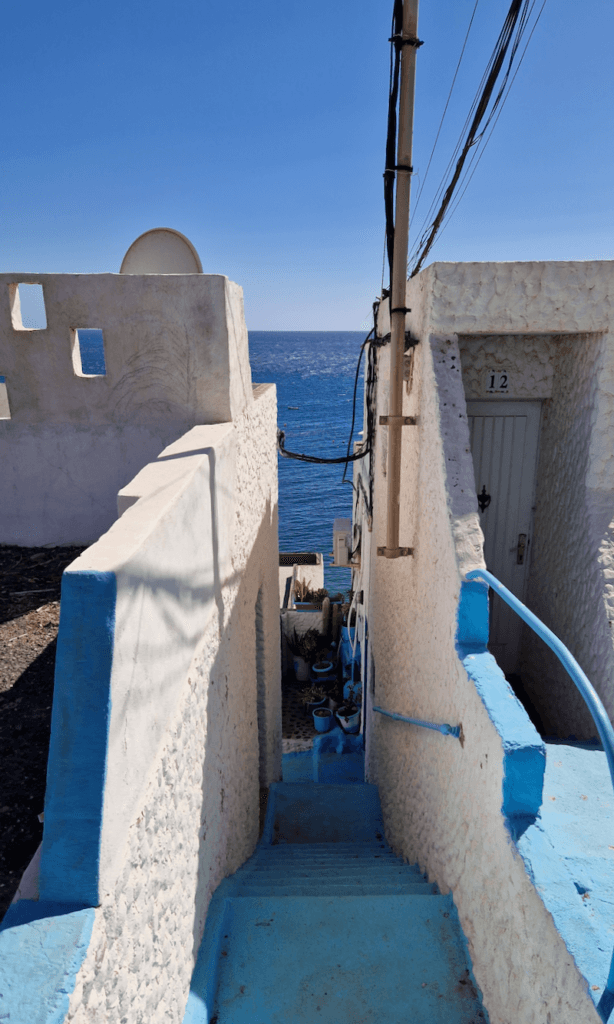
{"left": 78, "top": 328, "right": 366, "bottom": 591}
{"left": 249, "top": 331, "right": 366, "bottom": 592}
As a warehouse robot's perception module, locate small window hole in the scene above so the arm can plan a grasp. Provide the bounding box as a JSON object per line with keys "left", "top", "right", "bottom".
{"left": 0, "top": 376, "right": 11, "bottom": 419}
{"left": 9, "top": 283, "right": 47, "bottom": 330}
{"left": 72, "top": 329, "right": 107, "bottom": 377}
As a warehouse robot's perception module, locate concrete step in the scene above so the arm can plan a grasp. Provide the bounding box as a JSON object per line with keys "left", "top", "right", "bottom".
{"left": 268, "top": 783, "right": 385, "bottom": 844}
{"left": 249, "top": 862, "right": 410, "bottom": 875}
{"left": 253, "top": 846, "right": 393, "bottom": 862}
{"left": 282, "top": 750, "right": 366, "bottom": 785}
{"left": 238, "top": 872, "right": 433, "bottom": 885}
{"left": 210, "top": 894, "right": 487, "bottom": 1024}
{"left": 314, "top": 751, "right": 365, "bottom": 783}
{"left": 233, "top": 882, "right": 439, "bottom": 897}
{"left": 242, "top": 865, "right": 428, "bottom": 881}
{"left": 255, "top": 841, "right": 392, "bottom": 855}
{"left": 250, "top": 848, "right": 413, "bottom": 863}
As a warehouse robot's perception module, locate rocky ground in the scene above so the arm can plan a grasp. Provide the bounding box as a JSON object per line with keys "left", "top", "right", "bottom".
{"left": 0, "top": 545, "right": 84, "bottom": 920}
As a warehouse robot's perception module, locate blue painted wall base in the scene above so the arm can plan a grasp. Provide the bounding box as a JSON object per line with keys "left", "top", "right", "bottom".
{"left": 456, "top": 580, "right": 545, "bottom": 834}
{"left": 517, "top": 742, "right": 614, "bottom": 1011}
{"left": 0, "top": 902, "right": 95, "bottom": 1024}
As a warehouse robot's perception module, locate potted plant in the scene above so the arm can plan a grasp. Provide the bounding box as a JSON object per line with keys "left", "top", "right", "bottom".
{"left": 336, "top": 680, "right": 361, "bottom": 734}
{"left": 294, "top": 581, "right": 329, "bottom": 609}
{"left": 289, "top": 627, "right": 321, "bottom": 681}
{"left": 297, "top": 683, "right": 328, "bottom": 717}
{"left": 312, "top": 707, "right": 333, "bottom": 733}
{"left": 310, "top": 658, "right": 336, "bottom": 686}
{"left": 343, "top": 677, "right": 362, "bottom": 704}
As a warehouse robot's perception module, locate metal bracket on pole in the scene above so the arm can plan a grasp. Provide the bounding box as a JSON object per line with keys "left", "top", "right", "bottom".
{"left": 377, "top": 546, "right": 413, "bottom": 558}
{"left": 379, "top": 415, "right": 416, "bottom": 426}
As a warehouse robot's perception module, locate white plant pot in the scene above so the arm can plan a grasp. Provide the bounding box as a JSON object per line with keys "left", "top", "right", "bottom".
{"left": 293, "top": 656, "right": 310, "bottom": 682}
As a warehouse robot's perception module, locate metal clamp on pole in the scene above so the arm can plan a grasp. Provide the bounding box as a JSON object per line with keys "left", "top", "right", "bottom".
{"left": 377, "top": 546, "right": 413, "bottom": 558}
{"left": 379, "top": 415, "right": 416, "bottom": 425}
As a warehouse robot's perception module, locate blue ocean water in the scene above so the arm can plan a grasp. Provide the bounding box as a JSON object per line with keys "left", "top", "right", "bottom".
{"left": 77, "top": 330, "right": 106, "bottom": 375}
{"left": 249, "top": 331, "right": 366, "bottom": 591}
{"left": 79, "top": 329, "right": 365, "bottom": 590}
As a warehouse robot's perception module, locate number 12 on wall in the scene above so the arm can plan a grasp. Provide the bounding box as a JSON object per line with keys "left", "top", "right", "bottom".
{"left": 486, "top": 369, "right": 510, "bottom": 393}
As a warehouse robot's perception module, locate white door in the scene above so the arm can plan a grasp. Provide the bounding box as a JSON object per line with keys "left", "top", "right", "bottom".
{"left": 466, "top": 401, "right": 541, "bottom": 674}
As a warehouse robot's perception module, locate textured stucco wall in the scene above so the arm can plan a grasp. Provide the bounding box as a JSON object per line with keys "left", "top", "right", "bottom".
{"left": 421, "top": 260, "right": 614, "bottom": 335}
{"left": 33, "top": 386, "right": 280, "bottom": 1023}
{"left": 357, "top": 266, "right": 604, "bottom": 1022}
{"left": 521, "top": 333, "right": 614, "bottom": 737}
{"left": 0, "top": 273, "right": 253, "bottom": 545}
{"left": 424, "top": 261, "right": 614, "bottom": 739}
{"left": 458, "top": 333, "right": 556, "bottom": 400}
{"left": 456, "top": 322, "right": 614, "bottom": 738}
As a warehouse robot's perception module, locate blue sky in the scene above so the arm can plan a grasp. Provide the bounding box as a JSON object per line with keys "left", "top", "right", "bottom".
{"left": 3, "top": 0, "right": 613, "bottom": 329}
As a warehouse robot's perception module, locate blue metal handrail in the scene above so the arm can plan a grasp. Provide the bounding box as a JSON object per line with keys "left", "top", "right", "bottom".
{"left": 466, "top": 567, "right": 614, "bottom": 1021}
{"left": 372, "top": 705, "right": 461, "bottom": 738}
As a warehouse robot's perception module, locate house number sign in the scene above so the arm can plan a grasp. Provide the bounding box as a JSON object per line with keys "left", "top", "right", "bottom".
{"left": 485, "top": 369, "right": 510, "bottom": 393}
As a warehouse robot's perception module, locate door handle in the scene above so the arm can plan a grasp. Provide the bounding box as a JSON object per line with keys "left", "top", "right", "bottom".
{"left": 477, "top": 485, "right": 491, "bottom": 513}
{"left": 516, "top": 534, "right": 527, "bottom": 565}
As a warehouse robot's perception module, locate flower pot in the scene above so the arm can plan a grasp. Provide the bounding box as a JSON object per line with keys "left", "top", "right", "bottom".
{"left": 336, "top": 706, "right": 361, "bottom": 734}
{"left": 310, "top": 660, "right": 336, "bottom": 687}
{"left": 313, "top": 707, "right": 333, "bottom": 733}
{"left": 293, "top": 655, "right": 310, "bottom": 682}
{"left": 305, "top": 696, "right": 327, "bottom": 717}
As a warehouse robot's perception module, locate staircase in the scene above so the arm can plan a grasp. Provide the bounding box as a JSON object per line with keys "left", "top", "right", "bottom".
{"left": 184, "top": 754, "right": 488, "bottom": 1024}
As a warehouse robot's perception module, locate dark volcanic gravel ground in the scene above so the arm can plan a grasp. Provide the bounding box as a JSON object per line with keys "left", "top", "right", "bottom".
{"left": 0, "top": 545, "right": 85, "bottom": 920}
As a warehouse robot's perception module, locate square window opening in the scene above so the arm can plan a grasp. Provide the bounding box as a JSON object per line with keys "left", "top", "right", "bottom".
{"left": 9, "top": 283, "right": 47, "bottom": 330}
{"left": 72, "top": 329, "right": 107, "bottom": 378}
{"left": 0, "top": 376, "right": 11, "bottom": 419}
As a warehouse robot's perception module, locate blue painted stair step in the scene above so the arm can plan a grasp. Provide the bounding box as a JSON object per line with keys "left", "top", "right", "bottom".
{"left": 269, "top": 783, "right": 385, "bottom": 844}
{"left": 184, "top": 776, "right": 488, "bottom": 1023}
{"left": 281, "top": 746, "right": 365, "bottom": 784}
{"left": 212, "top": 894, "right": 486, "bottom": 1024}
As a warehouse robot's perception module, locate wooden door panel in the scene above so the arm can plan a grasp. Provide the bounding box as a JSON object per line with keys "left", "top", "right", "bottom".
{"left": 467, "top": 401, "right": 541, "bottom": 674}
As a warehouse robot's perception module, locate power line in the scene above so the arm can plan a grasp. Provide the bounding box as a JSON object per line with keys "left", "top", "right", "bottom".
{"left": 277, "top": 327, "right": 375, "bottom": 468}
{"left": 277, "top": 431, "right": 371, "bottom": 465}
{"left": 412, "top": 0, "right": 481, "bottom": 222}
{"left": 408, "top": 0, "right": 547, "bottom": 278}
{"left": 342, "top": 330, "right": 374, "bottom": 483}
{"left": 383, "top": 0, "right": 405, "bottom": 290}
{"left": 430, "top": 0, "right": 548, "bottom": 251}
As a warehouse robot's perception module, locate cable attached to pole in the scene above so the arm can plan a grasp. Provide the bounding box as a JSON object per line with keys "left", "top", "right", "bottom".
{"left": 277, "top": 431, "right": 370, "bottom": 465}
{"left": 408, "top": 0, "right": 545, "bottom": 278}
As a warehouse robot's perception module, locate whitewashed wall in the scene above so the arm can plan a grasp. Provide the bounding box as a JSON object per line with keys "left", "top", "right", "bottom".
{"left": 356, "top": 261, "right": 610, "bottom": 1023}
{"left": 42, "top": 387, "right": 280, "bottom": 1023}
{"left": 0, "top": 273, "right": 252, "bottom": 545}
{"left": 520, "top": 332, "right": 614, "bottom": 737}
{"left": 457, "top": 320, "right": 614, "bottom": 738}
{"left": 458, "top": 333, "right": 556, "bottom": 400}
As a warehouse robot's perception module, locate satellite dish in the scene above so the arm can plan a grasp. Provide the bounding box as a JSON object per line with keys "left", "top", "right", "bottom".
{"left": 120, "top": 228, "right": 203, "bottom": 274}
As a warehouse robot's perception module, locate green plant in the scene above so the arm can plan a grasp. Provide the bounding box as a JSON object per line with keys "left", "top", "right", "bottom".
{"left": 289, "top": 627, "right": 321, "bottom": 661}
{"left": 341, "top": 680, "right": 362, "bottom": 714}
{"left": 294, "top": 580, "right": 329, "bottom": 604}
{"left": 297, "top": 684, "right": 328, "bottom": 707}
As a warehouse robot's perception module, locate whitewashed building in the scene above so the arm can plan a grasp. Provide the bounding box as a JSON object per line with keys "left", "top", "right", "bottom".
{"left": 352, "top": 260, "right": 614, "bottom": 1023}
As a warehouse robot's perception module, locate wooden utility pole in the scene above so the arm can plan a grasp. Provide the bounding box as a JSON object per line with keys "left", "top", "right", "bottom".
{"left": 380, "top": 0, "right": 420, "bottom": 558}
